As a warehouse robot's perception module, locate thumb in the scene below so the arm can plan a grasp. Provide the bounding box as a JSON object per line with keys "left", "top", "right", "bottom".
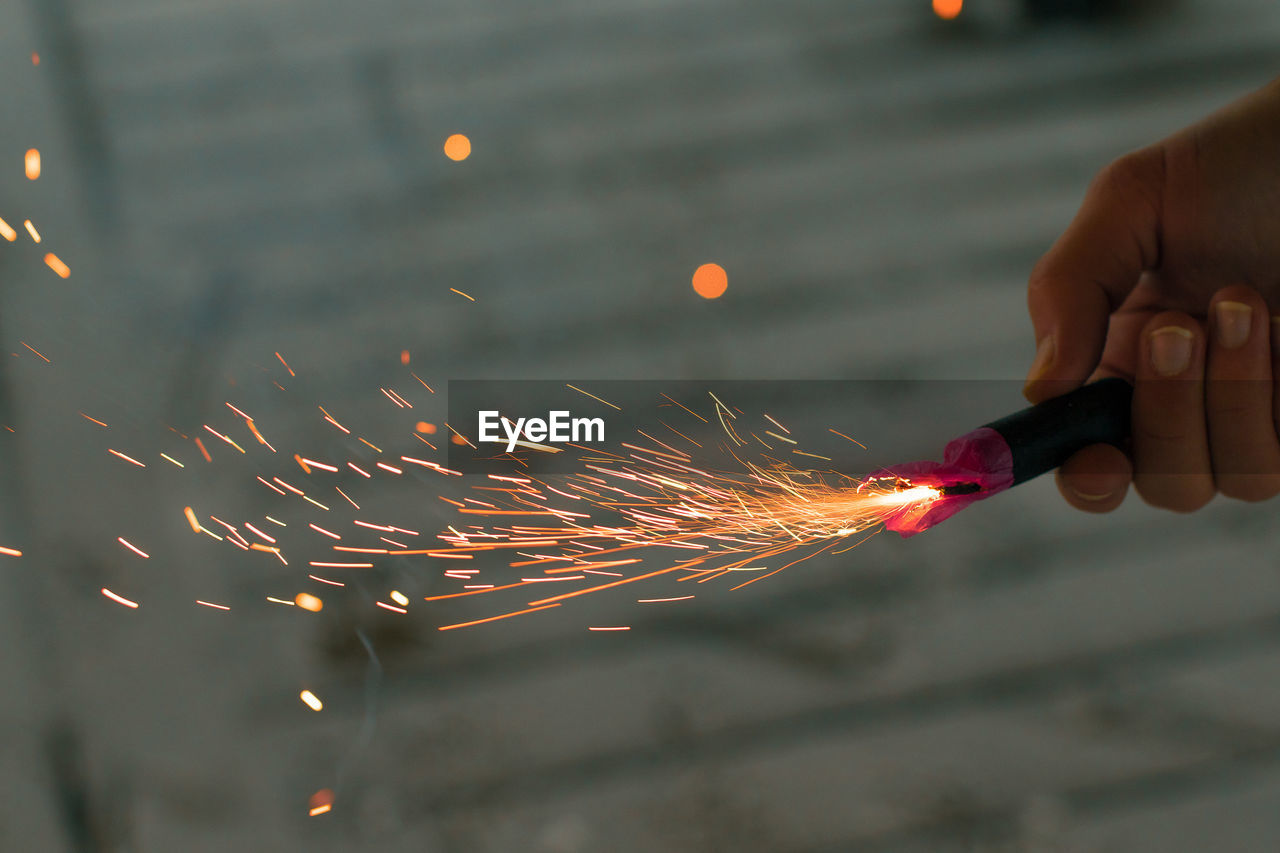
{"left": 1023, "top": 148, "right": 1164, "bottom": 403}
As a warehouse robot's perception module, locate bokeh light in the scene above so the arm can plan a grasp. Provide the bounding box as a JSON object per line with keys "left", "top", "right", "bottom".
{"left": 692, "top": 263, "right": 728, "bottom": 300}
{"left": 444, "top": 134, "right": 471, "bottom": 161}
{"left": 933, "top": 0, "right": 963, "bottom": 19}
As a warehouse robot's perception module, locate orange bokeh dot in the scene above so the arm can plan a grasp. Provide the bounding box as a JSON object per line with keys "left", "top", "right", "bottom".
{"left": 416, "top": 421, "right": 437, "bottom": 434}
{"left": 400, "top": 349, "right": 410, "bottom": 365}
{"left": 450, "top": 433, "right": 467, "bottom": 445}
{"left": 692, "top": 263, "right": 728, "bottom": 300}
{"left": 932, "top": 0, "right": 962, "bottom": 19}
{"left": 31, "top": 53, "right": 39, "bottom": 66}
{"left": 444, "top": 134, "right": 471, "bottom": 161}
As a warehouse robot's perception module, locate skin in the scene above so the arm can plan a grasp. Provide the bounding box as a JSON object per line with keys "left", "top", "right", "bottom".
{"left": 1023, "top": 76, "right": 1280, "bottom": 512}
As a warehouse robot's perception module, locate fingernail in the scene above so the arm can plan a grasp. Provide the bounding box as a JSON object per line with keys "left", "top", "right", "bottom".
{"left": 1070, "top": 487, "right": 1113, "bottom": 502}
{"left": 1149, "top": 326, "right": 1193, "bottom": 376}
{"left": 1024, "top": 335, "right": 1055, "bottom": 388}
{"left": 1214, "top": 301, "right": 1252, "bottom": 349}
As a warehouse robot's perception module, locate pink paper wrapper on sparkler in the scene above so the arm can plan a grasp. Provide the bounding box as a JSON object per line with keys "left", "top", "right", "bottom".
{"left": 870, "top": 427, "right": 1014, "bottom": 537}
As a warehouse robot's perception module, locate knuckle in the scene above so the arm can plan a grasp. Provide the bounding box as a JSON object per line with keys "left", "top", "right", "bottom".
{"left": 1135, "top": 477, "right": 1214, "bottom": 512}
{"left": 1217, "top": 474, "right": 1280, "bottom": 503}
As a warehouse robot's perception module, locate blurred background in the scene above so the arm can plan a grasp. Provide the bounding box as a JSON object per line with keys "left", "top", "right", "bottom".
{"left": 2, "top": 0, "right": 1280, "bottom": 850}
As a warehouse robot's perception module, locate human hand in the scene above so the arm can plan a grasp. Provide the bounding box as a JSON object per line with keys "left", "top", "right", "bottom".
{"left": 1023, "top": 77, "right": 1280, "bottom": 512}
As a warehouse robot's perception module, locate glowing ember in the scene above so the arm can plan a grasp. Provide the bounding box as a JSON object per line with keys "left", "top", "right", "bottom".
{"left": 308, "top": 789, "right": 334, "bottom": 816}
{"left": 0, "top": 546, "right": 22, "bottom": 557}
{"left": 23, "top": 219, "right": 40, "bottom": 243}
{"left": 295, "top": 592, "right": 324, "bottom": 611}
{"left": 299, "top": 689, "right": 323, "bottom": 711}
{"left": 0, "top": 217, "right": 15, "bottom": 241}
{"left": 25, "top": 148, "right": 40, "bottom": 180}
{"left": 117, "top": 537, "right": 150, "bottom": 559}
{"left": 44, "top": 253, "right": 71, "bottom": 278}
{"left": 101, "top": 588, "right": 139, "bottom": 608}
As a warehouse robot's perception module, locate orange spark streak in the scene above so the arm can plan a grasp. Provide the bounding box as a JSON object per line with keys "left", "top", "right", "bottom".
{"left": 0, "top": 218, "right": 15, "bottom": 241}
{"left": 23, "top": 220, "right": 40, "bottom": 243}
{"left": 335, "top": 486, "right": 359, "bottom": 508}
{"left": 376, "top": 601, "right": 407, "bottom": 613}
{"left": 588, "top": 626, "right": 631, "bottom": 631}
{"left": 117, "top": 537, "right": 149, "bottom": 558}
{"left": 194, "top": 437, "right": 212, "bottom": 463}
{"left": 25, "top": 149, "right": 40, "bottom": 180}
{"left": 828, "top": 428, "right": 867, "bottom": 450}
{"left": 102, "top": 588, "right": 139, "bottom": 608}
{"left": 196, "top": 600, "right": 230, "bottom": 611}
{"left": 308, "top": 574, "right": 345, "bottom": 586}
{"left": 183, "top": 506, "right": 201, "bottom": 532}
{"left": 108, "top": 449, "right": 146, "bottom": 467}
{"left": 275, "top": 351, "right": 295, "bottom": 376}
{"left": 308, "top": 561, "right": 373, "bottom": 569}
{"left": 308, "top": 523, "right": 341, "bottom": 540}
{"left": 566, "top": 384, "right": 622, "bottom": 411}
{"left": 21, "top": 342, "right": 50, "bottom": 362}
{"left": 44, "top": 253, "right": 71, "bottom": 278}
{"left": 449, "top": 287, "right": 475, "bottom": 301}
{"left": 299, "top": 457, "right": 339, "bottom": 472}
{"left": 79, "top": 412, "right": 108, "bottom": 428}
{"left": 436, "top": 603, "right": 560, "bottom": 632}
{"left": 0, "top": 546, "right": 22, "bottom": 557}
{"left": 257, "top": 476, "right": 286, "bottom": 495}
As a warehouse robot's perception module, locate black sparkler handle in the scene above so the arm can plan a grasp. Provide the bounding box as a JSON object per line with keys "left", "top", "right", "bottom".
{"left": 982, "top": 377, "right": 1132, "bottom": 487}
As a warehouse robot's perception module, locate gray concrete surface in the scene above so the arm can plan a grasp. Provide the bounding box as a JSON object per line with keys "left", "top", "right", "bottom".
{"left": 2, "top": 0, "right": 1280, "bottom": 850}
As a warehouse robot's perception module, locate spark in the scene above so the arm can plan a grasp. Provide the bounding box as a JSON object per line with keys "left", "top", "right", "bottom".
{"left": 117, "top": 537, "right": 149, "bottom": 558}
{"left": 436, "top": 603, "right": 561, "bottom": 632}
{"left": 21, "top": 342, "right": 50, "bottom": 362}
{"left": 44, "top": 253, "right": 71, "bottom": 278}
{"left": 79, "top": 412, "right": 108, "bottom": 428}
{"left": 308, "top": 561, "right": 373, "bottom": 569}
{"left": 101, "top": 588, "right": 139, "bottom": 608}
{"left": 638, "top": 595, "right": 694, "bottom": 603}
{"left": 308, "top": 523, "right": 341, "bottom": 540}
{"left": 196, "top": 600, "right": 230, "bottom": 611}
{"left": 108, "top": 448, "right": 146, "bottom": 467}
{"left": 309, "top": 789, "right": 334, "bottom": 817}
{"left": 204, "top": 425, "right": 245, "bottom": 453}
{"left": 275, "top": 351, "right": 295, "bottom": 376}
{"left": 160, "top": 453, "right": 185, "bottom": 468}
{"left": 25, "top": 149, "right": 40, "bottom": 180}
{"left": 295, "top": 593, "right": 323, "bottom": 611}
{"left": 450, "top": 287, "right": 475, "bottom": 301}
{"left": 588, "top": 626, "right": 631, "bottom": 631}
{"left": 0, "top": 546, "right": 22, "bottom": 557}
{"left": 389, "top": 590, "right": 410, "bottom": 606}
{"left": 376, "top": 601, "right": 407, "bottom": 613}
{"left": 308, "top": 574, "right": 344, "bottom": 587}
{"left": 266, "top": 597, "right": 295, "bottom": 606}
{"left": 23, "top": 219, "right": 40, "bottom": 243}
{"left": 566, "top": 384, "right": 622, "bottom": 411}
{"left": 183, "top": 506, "right": 201, "bottom": 532}
{"left": 0, "top": 218, "right": 15, "bottom": 241}
{"left": 300, "top": 690, "right": 324, "bottom": 711}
